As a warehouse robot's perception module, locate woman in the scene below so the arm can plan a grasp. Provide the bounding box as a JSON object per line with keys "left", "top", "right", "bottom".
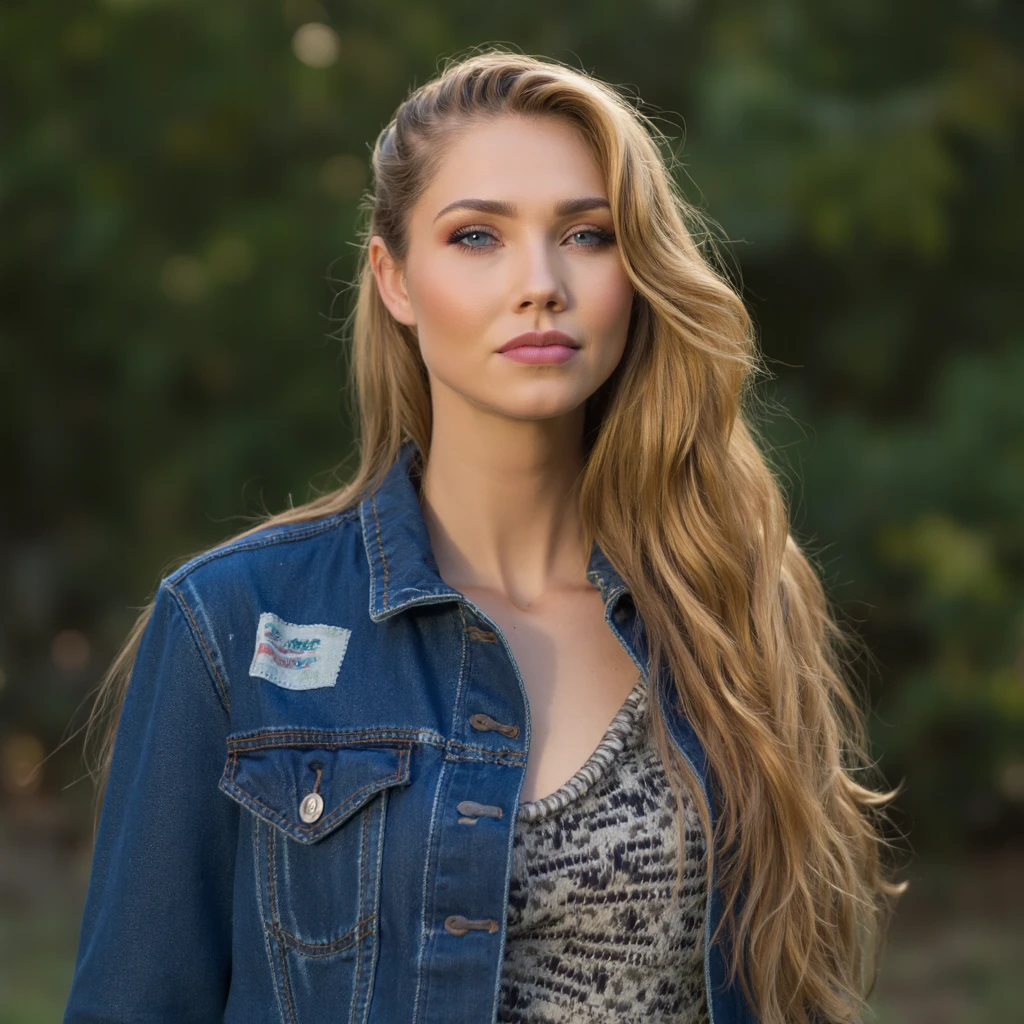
{"left": 64, "top": 50, "right": 907, "bottom": 1024}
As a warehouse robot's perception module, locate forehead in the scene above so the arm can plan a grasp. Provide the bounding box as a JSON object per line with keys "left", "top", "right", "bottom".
{"left": 418, "top": 115, "right": 607, "bottom": 213}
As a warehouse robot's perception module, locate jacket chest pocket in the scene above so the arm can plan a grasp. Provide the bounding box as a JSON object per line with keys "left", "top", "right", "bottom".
{"left": 219, "top": 737, "right": 411, "bottom": 1023}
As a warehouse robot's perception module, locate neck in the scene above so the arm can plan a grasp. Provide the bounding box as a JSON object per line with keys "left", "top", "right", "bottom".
{"left": 418, "top": 403, "right": 589, "bottom": 610}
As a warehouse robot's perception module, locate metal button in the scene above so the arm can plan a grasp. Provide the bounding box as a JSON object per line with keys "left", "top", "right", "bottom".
{"left": 299, "top": 792, "right": 324, "bottom": 823}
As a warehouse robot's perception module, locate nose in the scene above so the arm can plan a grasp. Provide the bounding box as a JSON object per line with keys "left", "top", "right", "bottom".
{"left": 515, "top": 239, "right": 568, "bottom": 313}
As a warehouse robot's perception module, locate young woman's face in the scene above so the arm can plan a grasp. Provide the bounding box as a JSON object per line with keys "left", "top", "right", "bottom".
{"left": 370, "top": 115, "right": 635, "bottom": 427}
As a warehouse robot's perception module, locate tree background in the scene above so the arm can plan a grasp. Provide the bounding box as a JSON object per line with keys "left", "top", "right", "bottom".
{"left": 1, "top": 1, "right": 1021, "bottom": 1020}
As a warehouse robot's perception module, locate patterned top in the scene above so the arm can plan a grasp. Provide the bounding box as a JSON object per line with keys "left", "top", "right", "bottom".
{"left": 496, "top": 675, "right": 710, "bottom": 1024}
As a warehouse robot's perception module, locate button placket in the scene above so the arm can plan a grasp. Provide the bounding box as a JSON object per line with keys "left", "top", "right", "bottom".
{"left": 465, "top": 618, "right": 519, "bottom": 737}
{"left": 448, "top": 614, "right": 519, "bottom": 933}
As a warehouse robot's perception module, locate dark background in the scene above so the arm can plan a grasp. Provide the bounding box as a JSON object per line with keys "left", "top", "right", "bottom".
{"left": 2, "top": 1, "right": 1022, "bottom": 1019}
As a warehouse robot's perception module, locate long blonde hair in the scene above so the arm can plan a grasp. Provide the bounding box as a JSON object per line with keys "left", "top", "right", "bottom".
{"left": 82, "top": 48, "right": 908, "bottom": 1024}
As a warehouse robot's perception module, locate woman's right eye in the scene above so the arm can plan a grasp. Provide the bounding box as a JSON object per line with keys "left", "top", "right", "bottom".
{"left": 448, "top": 227, "right": 499, "bottom": 250}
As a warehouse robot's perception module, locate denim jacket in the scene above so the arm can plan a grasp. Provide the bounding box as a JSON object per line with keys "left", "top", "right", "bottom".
{"left": 64, "top": 438, "right": 759, "bottom": 1024}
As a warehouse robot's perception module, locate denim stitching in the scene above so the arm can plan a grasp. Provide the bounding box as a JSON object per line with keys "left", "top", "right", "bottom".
{"left": 371, "top": 495, "right": 389, "bottom": 609}
{"left": 226, "top": 727, "right": 441, "bottom": 748}
{"left": 360, "top": 499, "right": 377, "bottom": 620}
{"left": 164, "top": 582, "right": 231, "bottom": 714}
{"left": 226, "top": 738, "right": 418, "bottom": 754}
{"left": 272, "top": 914, "right": 376, "bottom": 956}
{"left": 444, "top": 738, "right": 525, "bottom": 757}
{"left": 227, "top": 736, "right": 524, "bottom": 766}
{"left": 225, "top": 731, "right": 522, "bottom": 763}
{"left": 253, "top": 817, "right": 288, "bottom": 1024}
{"left": 349, "top": 804, "right": 370, "bottom": 1023}
{"left": 225, "top": 749, "right": 409, "bottom": 841}
{"left": 230, "top": 777, "right": 391, "bottom": 840}
{"left": 410, "top": 633, "right": 457, "bottom": 1021}
{"left": 452, "top": 605, "right": 471, "bottom": 740}
{"left": 362, "top": 791, "right": 387, "bottom": 1024}
{"left": 180, "top": 576, "right": 233, "bottom": 707}
{"left": 225, "top": 731, "right": 524, "bottom": 764}
{"left": 413, "top": 753, "right": 453, "bottom": 1024}
{"left": 442, "top": 750, "right": 527, "bottom": 767}
{"left": 267, "top": 824, "right": 299, "bottom": 1024}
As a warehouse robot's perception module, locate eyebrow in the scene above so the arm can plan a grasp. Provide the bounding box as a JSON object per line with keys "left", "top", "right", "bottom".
{"left": 432, "top": 196, "right": 611, "bottom": 223}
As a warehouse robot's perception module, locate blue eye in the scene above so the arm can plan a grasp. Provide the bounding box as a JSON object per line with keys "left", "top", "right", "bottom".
{"left": 450, "top": 228, "right": 497, "bottom": 249}
{"left": 568, "top": 229, "right": 614, "bottom": 246}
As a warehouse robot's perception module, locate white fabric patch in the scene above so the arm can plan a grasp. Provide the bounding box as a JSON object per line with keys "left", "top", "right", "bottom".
{"left": 249, "top": 612, "right": 351, "bottom": 691}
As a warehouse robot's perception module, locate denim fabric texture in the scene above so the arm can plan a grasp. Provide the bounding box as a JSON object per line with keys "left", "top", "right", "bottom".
{"left": 64, "top": 438, "right": 759, "bottom": 1024}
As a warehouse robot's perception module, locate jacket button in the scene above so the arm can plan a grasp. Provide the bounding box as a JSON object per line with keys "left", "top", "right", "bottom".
{"left": 444, "top": 914, "right": 500, "bottom": 936}
{"left": 299, "top": 792, "right": 324, "bottom": 823}
{"left": 469, "top": 713, "right": 520, "bottom": 739}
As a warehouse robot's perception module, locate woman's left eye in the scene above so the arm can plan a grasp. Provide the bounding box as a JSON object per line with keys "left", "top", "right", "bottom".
{"left": 566, "top": 228, "right": 615, "bottom": 247}
{"left": 449, "top": 228, "right": 498, "bottom": 249}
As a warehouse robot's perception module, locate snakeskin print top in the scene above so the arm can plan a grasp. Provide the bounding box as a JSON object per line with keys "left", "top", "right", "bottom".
{"left": 496, "top": 675, "right": 710, "bottom": 1024}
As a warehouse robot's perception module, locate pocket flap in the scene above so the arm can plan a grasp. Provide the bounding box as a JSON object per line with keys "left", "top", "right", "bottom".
{"left": 219, "top": 737, "right": 411, "bottom": 844}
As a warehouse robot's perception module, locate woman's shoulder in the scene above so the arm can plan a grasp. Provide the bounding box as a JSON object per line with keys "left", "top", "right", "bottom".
{"left": 156, "top": 507, "right": 368, "bottom": 651}
{"left": 144, "top": 506, "right": 371, "bottom": 709}
{"left": 164, "top": 506, "right": 363, "bottom": 592}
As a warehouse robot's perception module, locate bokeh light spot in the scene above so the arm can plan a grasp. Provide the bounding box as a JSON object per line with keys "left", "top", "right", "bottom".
{"left": 292, "top": 23, "right": 339, "bottom": 68}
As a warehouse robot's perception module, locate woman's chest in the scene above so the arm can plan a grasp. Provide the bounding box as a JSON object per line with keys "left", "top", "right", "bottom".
{"left": 499, "top": 695, "right": 711, "bottom": 1024}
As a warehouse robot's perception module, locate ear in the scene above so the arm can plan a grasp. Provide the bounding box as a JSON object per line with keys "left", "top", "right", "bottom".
{"left": 369, "top": 235, "right": 417, "bottom": 327}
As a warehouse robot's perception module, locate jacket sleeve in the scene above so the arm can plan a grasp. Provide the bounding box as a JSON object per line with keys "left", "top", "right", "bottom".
{"left": 64, "top": 580, "right": 238, "bottom": 1023}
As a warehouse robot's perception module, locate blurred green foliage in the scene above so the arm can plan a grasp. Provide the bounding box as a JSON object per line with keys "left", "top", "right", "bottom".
{"left": 0, "top": 0, "right": 1021, "bottom": 861}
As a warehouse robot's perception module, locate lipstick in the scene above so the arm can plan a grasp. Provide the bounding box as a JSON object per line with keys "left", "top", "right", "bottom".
{"left": 497, "top": 330, "right": 579, "bottom": 365}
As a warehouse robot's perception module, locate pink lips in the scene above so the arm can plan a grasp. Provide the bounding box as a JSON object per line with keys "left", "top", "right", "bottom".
{"left": 497, "top": 329, "right": 580, "bottom": 365}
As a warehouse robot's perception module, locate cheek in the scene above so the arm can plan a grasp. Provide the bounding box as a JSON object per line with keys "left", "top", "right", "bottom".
{"left": 406, "top": 257, "right": 499, "bottom": 355}
{"left": 582, "top": 261, "right": 634, "bottom": 345}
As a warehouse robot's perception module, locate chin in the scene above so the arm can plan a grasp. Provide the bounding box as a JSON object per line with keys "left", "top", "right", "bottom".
{"left": 482, "top": 389, "right": 588, "bottom": 422}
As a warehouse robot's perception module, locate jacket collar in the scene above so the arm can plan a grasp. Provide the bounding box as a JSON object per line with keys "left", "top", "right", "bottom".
{"left": 359, "top": 438, "right": 630, "bottom": 622}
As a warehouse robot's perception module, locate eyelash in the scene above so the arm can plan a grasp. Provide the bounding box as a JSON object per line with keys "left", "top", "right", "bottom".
{"left": 446, "top": 225, "right": 616, "bottom": 253}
